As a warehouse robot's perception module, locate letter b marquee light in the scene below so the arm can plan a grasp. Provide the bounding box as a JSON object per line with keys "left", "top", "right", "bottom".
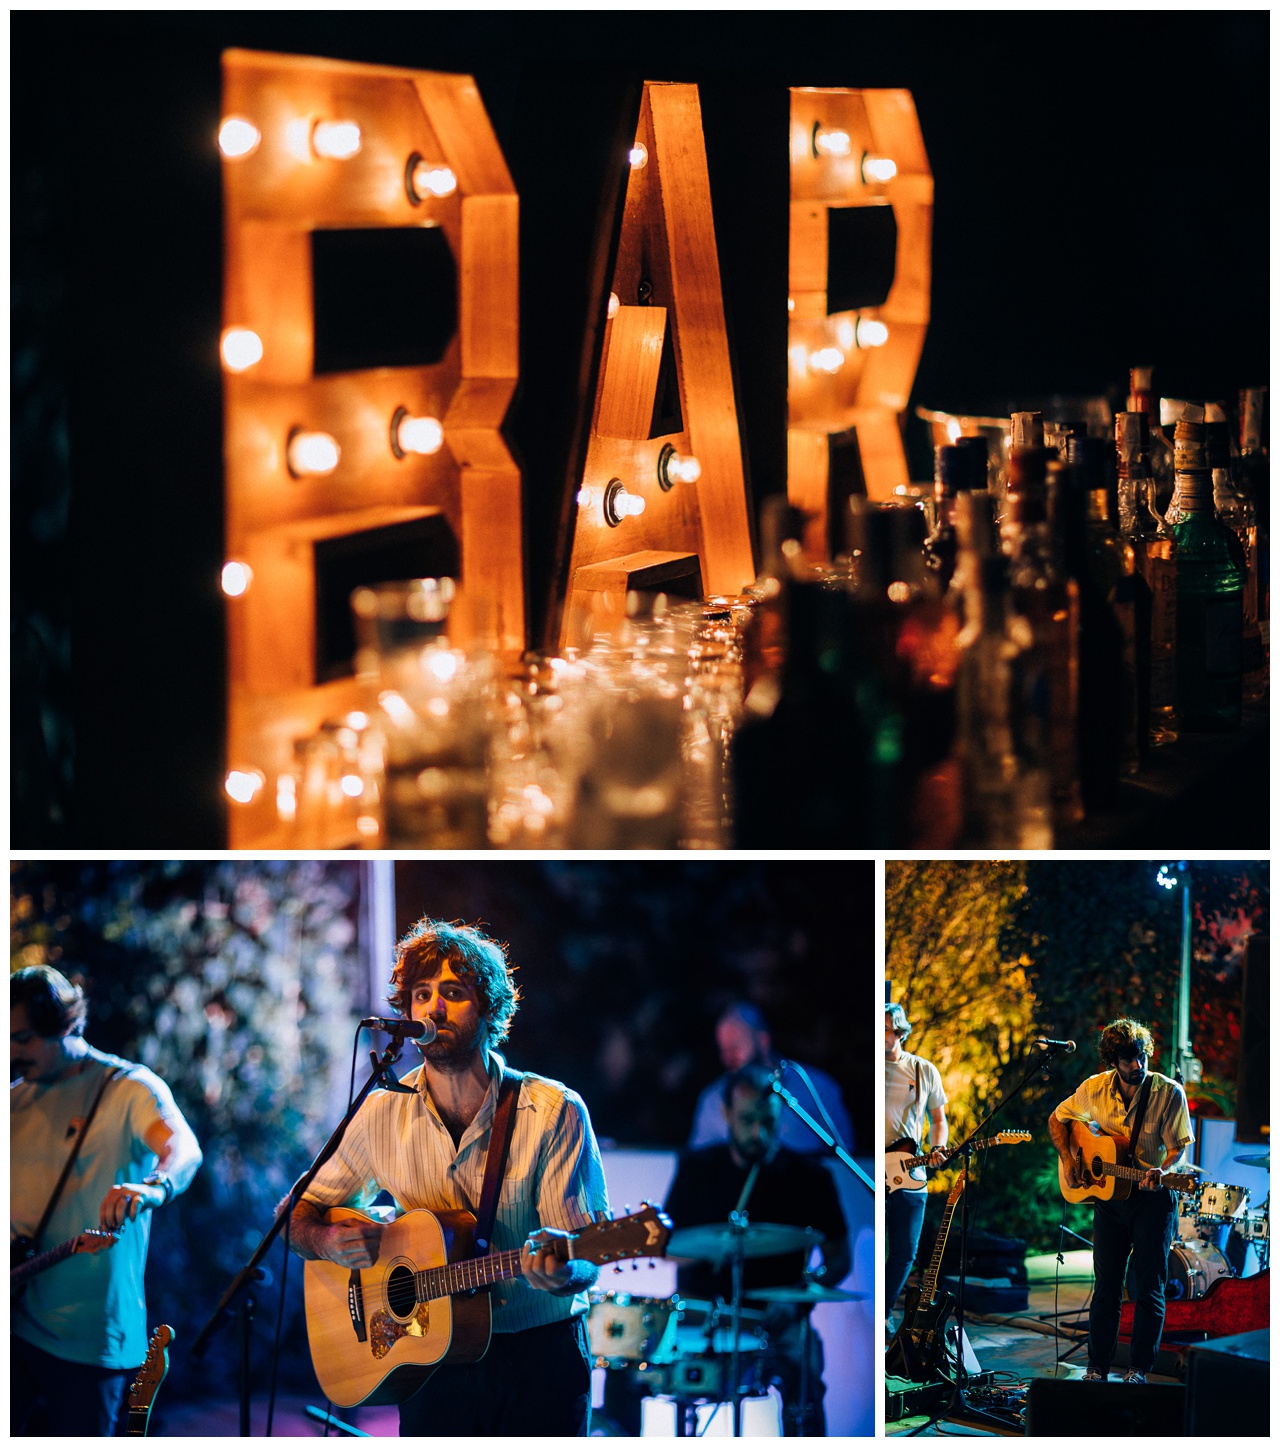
{"left": 220, "top": 49, "right": 521, "bottom": 847}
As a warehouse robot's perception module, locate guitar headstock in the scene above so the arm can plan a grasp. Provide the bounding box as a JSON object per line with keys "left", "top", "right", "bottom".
{"left": 945, "top": 1174, "right": 966, "bottom": 1205}
{"left": 73, "top": 1229, "right": 119, "bottom": 1256}
{"left": 128, "top": 1324, "right": 174, "bottom": 1412}
{"left": 992, "top": 1131, "right": 1032, "bottom": 1146}
{"left": 572, "top": 1204, "right": 672, "bottom": 1266}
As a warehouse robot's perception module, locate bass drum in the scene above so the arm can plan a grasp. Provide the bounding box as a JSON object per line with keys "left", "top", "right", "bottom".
{"left": 1166, "top": 1240, "right": 1233, "bottom": 1301}
{"left": 587, "top": 1292, "right": 680, "bottom": 1367}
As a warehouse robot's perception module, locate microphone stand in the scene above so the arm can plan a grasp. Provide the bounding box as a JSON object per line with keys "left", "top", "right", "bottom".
{"left": 766, "top": 1065, "right": 871, "bottom": 1437}
{"left": 911, "top": 1042, "right": 1073, "bottom": 1436}
{"left": 189, "top": 1035, "right": 417, "bottom": 1434}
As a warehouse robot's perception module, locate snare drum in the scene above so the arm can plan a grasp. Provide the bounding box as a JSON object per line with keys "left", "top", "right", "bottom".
{"left": 1166, "top": 1240, "right": 1233, "bottom": 1300}
{"left": 1194, "top": 1181, "right": 1250, "bottom": 1223}
{"left": 587, "top": 1291, "right": 680, "bottom": 1366}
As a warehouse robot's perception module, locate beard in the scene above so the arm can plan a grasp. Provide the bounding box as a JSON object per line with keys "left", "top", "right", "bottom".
{"left": 418, "top": 1015, "right": 484, "bottom": 1072}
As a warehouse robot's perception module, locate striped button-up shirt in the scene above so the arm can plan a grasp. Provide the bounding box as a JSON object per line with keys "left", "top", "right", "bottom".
{"left": 1053, "top": 1069, "right": 1193, "bottom": 1174}
{"left": 303, "top": 1051, "right": 610, "bottom": 1333}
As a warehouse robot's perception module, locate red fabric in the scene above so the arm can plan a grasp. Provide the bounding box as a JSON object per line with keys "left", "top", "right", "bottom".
{"left": 1119, "top": 1270, "right": 1270, "bottom": 1340}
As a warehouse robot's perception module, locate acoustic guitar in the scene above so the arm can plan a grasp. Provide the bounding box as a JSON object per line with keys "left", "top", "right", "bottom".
{"left": 305, "top": 1203, "right": 671, "bottom": 1407}
{"left": 885, "top": 1130, "right": 1032, "bottom": 1194}
{"left": 885, "top": 1174, "right": 965, "bottom": 1383}
{"left": 1057, "top": 1120, "right": 1198, "bottom": 1205}
{"left": 126, "top": 1324, "right": 174, "bottom": 1437}
{"left": 11, "top": 1228, "right": 118, "bottom": 1294}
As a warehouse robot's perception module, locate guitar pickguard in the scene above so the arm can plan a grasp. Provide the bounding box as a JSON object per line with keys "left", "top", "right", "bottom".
{"left": 369, "top": 1303, "right": 432, "bottom": 1360}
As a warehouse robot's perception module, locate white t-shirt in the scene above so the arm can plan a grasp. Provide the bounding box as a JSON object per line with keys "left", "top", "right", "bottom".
{"left": 885, "top": 1051, "right": 946, "bottom": 1149}
{"left": 11, "top": 1047, "right": 189, "bottom": 1368}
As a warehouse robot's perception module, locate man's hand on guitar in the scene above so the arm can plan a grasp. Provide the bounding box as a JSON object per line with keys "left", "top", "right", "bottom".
{"left": 318, "top": 1218, "right": 385, "bottom": 1269}
{"left": 1138, "top": 1168, "right": 1164, "bottom": 1191}
{"left": 1059, "top": 1153, "right": 1086, "bottom": 1190}
{"left": 926, "top": 1148, "right": 948, "bottom": 1168}
{"left": 521, "top": 1228, "right": 573, "bottom": 1293}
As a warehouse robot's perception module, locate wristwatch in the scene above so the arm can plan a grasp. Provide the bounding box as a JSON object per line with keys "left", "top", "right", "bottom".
{"left": 143, "top": 1172, "right": 175, "bottom": 1205}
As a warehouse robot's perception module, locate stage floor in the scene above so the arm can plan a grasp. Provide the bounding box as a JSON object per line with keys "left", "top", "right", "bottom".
{"left": 885, "top": 1250, "right": 1184, "bottom": 1437}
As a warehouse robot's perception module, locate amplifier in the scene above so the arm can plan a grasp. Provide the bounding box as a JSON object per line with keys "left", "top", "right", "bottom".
{"left": 1186, "top": 1330, "right": 1268, "bottom": 1437}
{"left": 1025, "top": 1376, "right": 1185, "bottom": 1436}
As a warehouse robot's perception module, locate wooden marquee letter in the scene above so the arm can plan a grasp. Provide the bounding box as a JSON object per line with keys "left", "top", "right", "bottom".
{"left": 788, "top": 87, "right": 932, "bottom": 552}
{"left": 220, "top": 49, "right": 521, "bottom": 847}
{"left": 559, "top": 81, "right": 756, "bottom": 651}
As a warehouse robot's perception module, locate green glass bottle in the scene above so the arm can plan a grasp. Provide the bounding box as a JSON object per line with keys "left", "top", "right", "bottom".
{"left": 1171, "top": 419, "right": 1245, "bottom": 730}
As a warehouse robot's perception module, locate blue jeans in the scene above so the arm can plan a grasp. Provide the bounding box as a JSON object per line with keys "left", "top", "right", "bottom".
{"left": 886, "top": 1188, "right": 928, "bottom": 1316}
{"left": 1089, "top": 1189, "right": 1177, "bottom": 1374}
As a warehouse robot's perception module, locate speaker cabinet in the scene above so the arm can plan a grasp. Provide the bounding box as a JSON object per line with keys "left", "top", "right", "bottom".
{"left": 1025, "top": 1377, "right": 1185, "bottom": 1436}
{"left": 1186, "top": 1330, "right": 1269, "bottom": 1437}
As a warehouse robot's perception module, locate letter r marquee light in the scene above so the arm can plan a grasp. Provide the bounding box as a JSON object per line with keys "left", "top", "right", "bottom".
{"left": 220, "top": 49, "right": 522, "bottom": 847}
{"left": 788, "top": 88, "right": 932, "bottom": 551}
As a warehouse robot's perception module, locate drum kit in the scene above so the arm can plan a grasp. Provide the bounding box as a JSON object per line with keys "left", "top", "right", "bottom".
{"left": 1169, "top": 1153, "right": 1268, "bottom": 1300}
{"left": 588, "top": 1220, "right": 864, "bottom": 1437}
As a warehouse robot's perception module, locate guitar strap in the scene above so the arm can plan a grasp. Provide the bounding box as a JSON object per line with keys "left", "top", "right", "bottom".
{"left": 24, "top": 1063, "right": 122, "bottom": 1259}
{"left": 473, "top": 1068, "right": 522, "bottom": 1256}
{"left": 1127, "top": 1074, "right": 1154, "bottom": 1169}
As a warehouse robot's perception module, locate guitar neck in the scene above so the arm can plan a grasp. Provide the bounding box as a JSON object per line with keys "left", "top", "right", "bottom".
{"left": 920, "top": 1190, "right": 963, "bottom": 1305}
{"left": 11, "top": 1237, "right": 76, "bottom": 1287}
{"left": 125, "top": 1407, "right": 151, "bottom": 1437}
{"left": 414, "top": 1244, "right": 540, "bottom": 1301}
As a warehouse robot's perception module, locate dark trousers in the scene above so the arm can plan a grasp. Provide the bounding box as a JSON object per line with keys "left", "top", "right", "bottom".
{"left": 11, "top": 1335, "right": 134, "bottom": 1436}
{"left": 1089, "top": 1189, "right": 1177, "bottom": 1374}
{"left": 398, "top": 1316, "right": 591, "bottom": 1436}
{"left": 886, "top": 1188, "right": 927, "bottom": 1315}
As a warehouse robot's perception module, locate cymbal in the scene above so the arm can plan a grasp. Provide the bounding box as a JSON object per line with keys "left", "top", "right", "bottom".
{"left": 667, "top": 1222, "right": 823, "bottom": 1262}
{"left": 746, "top": 1282, "right": 868, "bottom": 1305}
{"left": 1235, "top": 1153, "right": 1271, "bottom": 1170}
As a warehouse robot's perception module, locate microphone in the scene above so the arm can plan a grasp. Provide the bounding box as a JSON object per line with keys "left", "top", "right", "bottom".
{"left": 1035, "top": 1037, "right": 1076, "bottom": 1053}
{"left": 360, "top": 1017, "right": 437, "bottom": 1042}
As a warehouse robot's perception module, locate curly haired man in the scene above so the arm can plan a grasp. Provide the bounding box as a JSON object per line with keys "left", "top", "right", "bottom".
{"left": 290, "top": 919, "right": 609, "bottom": 1435}
{"left": 1048, "top": 1017, "right": 1193, "bottom": 1385}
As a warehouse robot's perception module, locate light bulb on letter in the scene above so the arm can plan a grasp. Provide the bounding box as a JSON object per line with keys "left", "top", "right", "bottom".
{"left": 813, "top": 125, "right": 852, "bottom": 159}
{"left": 410, "top": 160, "right": 457, "bottom": 199}
{"left": 311, "top": 120, "right": 362, "bottom": 160}
{"left": 392, "top": 410, "right": 444, "bottom": 457}
{"left": 225, "top": 769, "right": 265, "bottom": 805}
{"left": 221, "top": 561, "right": 253, "bottom": 597}
{"left": 219, "top": 117, "right": 261, "bottom": 159}
{"left": 658, "top": 444, "right": 701, "bottom": 488}
{"left": 808, "top": 347, "right": 846, "bottom": 375}
{"left": 862, "top": 153, "right": 898, "bottom": 183}
{"left": 287, "top": 430, "right": 341, "bottom": 477}
{"left": 629, "top": 143, "right": 648, "bottom": 170}
{"left": 855, "top": 318, "right": 890, "bottom": 349}
{"left": 616, "top": 489, "right": 646, "bottom": 517}
{"left": 607, "top": 292, "right": 620, "bottom": 319}
{"left": 221, "top": 327, "right": 264, "bottom": 372}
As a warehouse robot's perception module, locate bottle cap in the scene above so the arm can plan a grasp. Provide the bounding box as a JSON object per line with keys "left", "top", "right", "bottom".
{"left": 1011, "top": 411, "right": 1045, "bottom": 451}
{"left": 954, "top": 434, "right": 989, "bottom": 491}
{"left": 934, "top": 445, "right": 969, "bottom": 496}
{"left": 1114, "top": 411, "right": 1146, "bottom": 464}
{"left": 1129, "top": 366, "right": 1154, "bottom": 394}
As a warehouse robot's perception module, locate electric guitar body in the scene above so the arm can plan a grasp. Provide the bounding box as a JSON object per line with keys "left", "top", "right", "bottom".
{"left": 885, "top": 1176, "right": 965, "bottom": 1383}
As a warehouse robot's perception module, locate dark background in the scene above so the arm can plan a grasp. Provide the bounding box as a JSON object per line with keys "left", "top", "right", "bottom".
{"left": 12, "top": 12, "right": 1269, "bottom": 845}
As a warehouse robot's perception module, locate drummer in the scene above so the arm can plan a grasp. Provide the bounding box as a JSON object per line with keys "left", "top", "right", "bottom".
{"left": 664, "top": 1063, "right": 850, "bottom": 1435}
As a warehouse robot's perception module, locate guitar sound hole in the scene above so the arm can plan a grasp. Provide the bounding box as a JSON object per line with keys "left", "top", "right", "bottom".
{"left": 386, "top": 1265, "right": 418, "bottom": 1318}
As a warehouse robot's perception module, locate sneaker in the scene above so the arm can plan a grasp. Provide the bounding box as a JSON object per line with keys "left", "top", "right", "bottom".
{"left": 1122, "top": 1369, "right": 1147, "bottom": 1384}
{"left": 1082, "top": 1368, "right": 1105, "bottom": 1382}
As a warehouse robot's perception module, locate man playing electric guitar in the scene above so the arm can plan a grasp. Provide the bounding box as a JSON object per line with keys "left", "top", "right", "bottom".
{"left": 289, "top": 919, "right": 610, "bottom": 1436}
{"left": 1047, "top": 1017, "right": 1193, "bottom": 1386}
{"left": 884, "top": 1003, "right": 948, "bottom": 1330}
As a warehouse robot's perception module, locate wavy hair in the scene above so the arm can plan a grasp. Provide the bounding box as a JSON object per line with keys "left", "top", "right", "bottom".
{"left": 388, "top": 919, "right": 520, "bottom": 1046}
{"left": 11, "top": 965, "right": 88, "bottom": 1039}
{"left": 1098, "top": 1016, "right": 1155, "bottom": 1069}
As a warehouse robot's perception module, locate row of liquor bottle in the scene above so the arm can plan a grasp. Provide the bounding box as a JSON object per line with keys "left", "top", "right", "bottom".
{"left": 731, "top": 379, "right": 1268, "bottom": 847}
